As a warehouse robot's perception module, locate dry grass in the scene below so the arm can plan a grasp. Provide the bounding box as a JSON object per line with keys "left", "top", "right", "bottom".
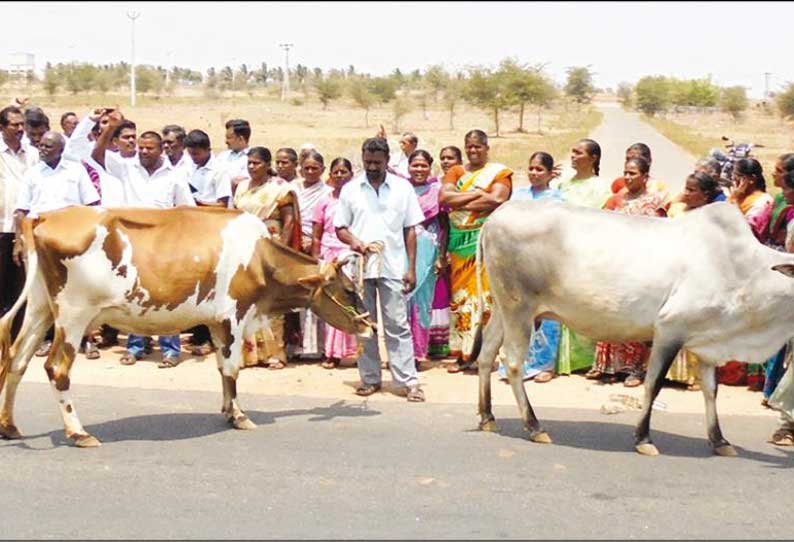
{"left": 3, "top": 86, "right": 602, "bottom": 185}
{"left": 642, "top": 106, "right": 794, "bottom": 186}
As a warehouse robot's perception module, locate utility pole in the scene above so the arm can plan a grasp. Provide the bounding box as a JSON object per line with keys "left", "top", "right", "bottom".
{"left": 763, "top": 72, "right": 772, "bottom": 99}
{"left": 127, "top": 10, "right": 141, "bottom": 108}
{"left": 279, "top": 43, "right": 293, "bottom": 101}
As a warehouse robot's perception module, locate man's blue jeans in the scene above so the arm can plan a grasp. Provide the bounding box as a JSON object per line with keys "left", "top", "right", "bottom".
{"left": 127, "top": 335, "right": 181, "bottom": 359}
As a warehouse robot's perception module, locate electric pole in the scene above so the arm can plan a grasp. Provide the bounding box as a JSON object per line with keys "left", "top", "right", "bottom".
{"left": 127, "top": 10, "right": 141, "bottom": 108}
{"left": 279, "top": 43, "right": 293, "bottom": 101}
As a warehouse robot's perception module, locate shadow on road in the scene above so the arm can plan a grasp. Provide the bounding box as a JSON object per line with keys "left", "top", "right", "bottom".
{"left": 481, "top": 417, "right": 794, "bottom": 467}
{"left": 1, "top": 400, "right": 381, "bottom": 449}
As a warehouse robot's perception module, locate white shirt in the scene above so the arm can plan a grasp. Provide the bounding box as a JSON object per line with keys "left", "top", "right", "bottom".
{"left": 106, "top": 156, "right": 196, "bottom": 209}
{"left": 15, "top": 158, "right": 100, "bottom": 218}
{"left": 388, "top": 151, "right": 410, "bottom": 179}
{"left": 63, "top": 112, "right": 96, "bottom": 162}
{"left": 216, "top": 147, "right": 250, "bottom": 181}
{"left": 188, "top": 156, "right": 233, "bottom": 206}
{"left": 334, "top": 172, "right": 424, "bottom": 280}
{"left": 83, "top": 155, "right": 125, "bottom": 208}
{"left": 0, "top": 138, "right": 39, "bottom": 232}
{"left": 170, "top": 152, "right": 193, "bottom": 175}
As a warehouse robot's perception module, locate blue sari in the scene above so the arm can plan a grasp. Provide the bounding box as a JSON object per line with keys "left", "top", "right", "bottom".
{"left": 498, "top": 187, "right": 563, "bottom": 380}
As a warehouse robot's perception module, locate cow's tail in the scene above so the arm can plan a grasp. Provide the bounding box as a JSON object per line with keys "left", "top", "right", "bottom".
{"left": 468, "top": 227, "right": 487, "bottom": 364}
{"left": 0, "top": 219, "right": 38, "bottom": 393}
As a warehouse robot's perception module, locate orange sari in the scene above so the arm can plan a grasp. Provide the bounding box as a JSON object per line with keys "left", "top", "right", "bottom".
{"left": 443, "top": 162, "right": 513, "bottom": 360}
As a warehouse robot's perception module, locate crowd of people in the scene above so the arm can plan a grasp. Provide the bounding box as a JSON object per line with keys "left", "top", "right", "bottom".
{"left": 1, "top": 99, "right": 794, "bottom": 436}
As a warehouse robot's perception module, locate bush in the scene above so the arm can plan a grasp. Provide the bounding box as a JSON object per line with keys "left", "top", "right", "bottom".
{"left": 634, "top": 76, "right": 671, "bottom": 116}
{"left": 776, "top": 83, "right": 794, "bottom": 121}
{"left": 720, "top": 86, "right": 748, "bottom": 119}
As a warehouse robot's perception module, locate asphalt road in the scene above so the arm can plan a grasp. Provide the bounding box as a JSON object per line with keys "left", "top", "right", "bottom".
{"left": 2, "top": 381, "right": 792, "bottom": 540}
{"left": 590, "top": 102, "right": 698, "bottom": 195}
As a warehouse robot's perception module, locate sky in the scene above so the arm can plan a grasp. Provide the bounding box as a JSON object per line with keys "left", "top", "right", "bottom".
{"left": 1, "top": 1, "right": 792, "bottom": 98}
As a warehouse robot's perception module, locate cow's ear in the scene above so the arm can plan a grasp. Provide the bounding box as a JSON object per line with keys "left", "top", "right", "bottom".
{"left": 772, "top": 264, "right": 794, "bottom": 278}
{"left": 297, "top": 274, "right": 327, "bottom": 289}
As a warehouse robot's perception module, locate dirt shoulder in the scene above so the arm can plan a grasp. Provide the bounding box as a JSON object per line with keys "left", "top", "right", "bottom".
{"left": 20, "top": 345, "right": 777, "bottom": 419}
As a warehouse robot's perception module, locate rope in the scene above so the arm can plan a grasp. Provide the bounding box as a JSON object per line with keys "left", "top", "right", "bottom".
{"left": 356, "top": 241, "right": 388, "bottom": 364}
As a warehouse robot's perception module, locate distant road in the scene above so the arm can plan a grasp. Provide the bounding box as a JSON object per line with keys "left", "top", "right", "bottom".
{"left": 588, "top": 102, "right": 699, "bottom": 195}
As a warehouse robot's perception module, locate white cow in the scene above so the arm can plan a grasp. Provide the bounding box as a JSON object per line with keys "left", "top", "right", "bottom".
{"left": 472, "top": 200, "right": 794, "bottom": 456}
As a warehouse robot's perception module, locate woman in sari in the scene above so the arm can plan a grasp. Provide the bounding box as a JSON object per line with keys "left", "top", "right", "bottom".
{"left": 550, "top": 139, "right": 611, "bottom": 376}
{"left": 498, "top": 151, "right": 563, "bottom": 383}
{"left": 275, "top": 147, "right": 301, "bottom": 184}
{"left": 755, "top": 169, "right": 794, "bottom": 404}
{"left": 405, "top": 150, "right": 446, "bottom": 367}
{"left": 609, "top": 143, "right": 670, "bottom": 202}
{"left": 288, "top": 151, "right": 333, "bottom": 361}
{"left": 591, "top": 156, "right": 667, "bottom": 387}
{"left": 311, "top": 157, "right": 358, "bottom": 370}
{"left": 666, "top": 172, "right": 724, "bottom": 390}
{"left": 440, "top": 130, "right": 513, "bottom": 373}
{"left": 233, "top": 147, "right": 303, "bottom": 370}
{"left": 427, "top": 146, "right": 462, "bottom": 359}
{"left": 721, "top": 158, "right": 775, "bottom": 390}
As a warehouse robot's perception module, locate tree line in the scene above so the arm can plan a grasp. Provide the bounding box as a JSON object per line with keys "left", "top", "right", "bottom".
{"left": 0, "top": 59, "right": 600, "bottom": 136}
{"left": 618, "top": 75, "right": 794, "bottom": 121}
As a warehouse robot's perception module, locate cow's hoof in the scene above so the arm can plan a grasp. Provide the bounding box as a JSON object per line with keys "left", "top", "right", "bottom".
{"left": 479, "top": 419, "right": 498, "bottom": 432}
{"left": 714, "top": 444, "right": 738, "bottom": 457}
{"left": 232, "top": 416, "right": 257, "bottom": 430}
{"left": 73, "top": 434, "right": 102, "bottom": 448}
{"left": 530, "top": 431, "right": 552, "bottom": 444}
{"left": 0, "top": 423, "right": 22, "bottom": 440}
{"left": 635, "top": 443, "right": 659, "bottom": 456}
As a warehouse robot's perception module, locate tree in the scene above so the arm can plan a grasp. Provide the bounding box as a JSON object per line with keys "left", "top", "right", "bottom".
{"left": 423, "top": 64, "right": 447, "bottom": 102}
{"left": 564, "top": 66, "right": 595, "bottom": 104}
{"left": 634, "top": 76, "right": 671, "bottom": 116}
{"left": 442, "top": 76, "right": 462, "bottom": 130}
{"left": 392, "top": 95, "right": 412, "bottom": 132}
{"left": 314, "top": 76, "right": 342, "bottom": 110}
{"left": 462, "top": 67, "right": 509, "bottom": 137}
{"left": 617, "top": 82, "right": 633, "bottom": 108}
{"left": 776, "top": 83, "right": 794, "bottom": 121}
{"left": 721, "top": 86, "right": 748, "bottom": 119}
{"left": 349, "top": 77, "right": 375, "bottom": 127}
{"left": 500, "top": 59, "right": 556, "bottom": 133}
{"left": 43, "top": 63, "right": 60, "bottom": 97}
{"left": 369, "top": 76, "right": 398, "bottom": 103}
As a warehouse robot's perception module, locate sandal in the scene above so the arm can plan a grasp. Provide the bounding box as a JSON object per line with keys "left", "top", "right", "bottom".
{"left": 534, "top": 371, "right": 555, "bottom": 384}
{"left": 157, "top": 356, "right": 181, "bottom": 369}
{"left": 585, "top": 368, "right": 603, "bottom": 380}
{"left": 624, "top": 375, "right": 643, "bottom": 388}
{"left": 268, "top": 359, "right": 287, "bottom": 370}
{"left": 769, "top": 427, "right": 794, "bottom": 446}
{"left": 84, "top": 341, "right": 101, "bottom": 360}
{"left": 321, "top": 358, "right": 340, "bottom": 370}
{"left": 355, "top": 383, "right": 381, "bottom": 397}
{"left": 406, "top": 386, "right": 425, "bottom": 402}
{"left": 35, "top": 341, "right": 52, "bottom": 358}
{"left": 120, "top": 353, "right": 138, "bottom": 366}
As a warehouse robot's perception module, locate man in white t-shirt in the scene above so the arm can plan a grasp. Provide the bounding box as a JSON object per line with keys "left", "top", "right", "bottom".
{"left": 184, "top": 129, "right": 232, "bottom": 208}
{"left": 161, "top": 124, "right": 193, "bottom": 173}
{"left": 216, "top": 119, "right": 251, "bottom": 189}
{"left": 93, "top": 111, "right": 196, "bottom": 368}
{"left": 334, "top": 137, "right": 426, "bottom": 402}
{"left": 13, "top": 131, "right": 100, "bottom": 246}
{"left": 0, "top": 105, "right": 38, "bottom": 340}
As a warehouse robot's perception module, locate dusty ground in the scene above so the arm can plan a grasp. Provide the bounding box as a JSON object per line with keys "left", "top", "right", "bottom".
{"left": 18, "top": 340, "right": 777, "bottom": 420}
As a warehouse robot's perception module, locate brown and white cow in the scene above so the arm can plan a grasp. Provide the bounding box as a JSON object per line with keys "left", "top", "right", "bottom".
{"left": 0, "top": 205, "right": 373, "bottom": 447}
